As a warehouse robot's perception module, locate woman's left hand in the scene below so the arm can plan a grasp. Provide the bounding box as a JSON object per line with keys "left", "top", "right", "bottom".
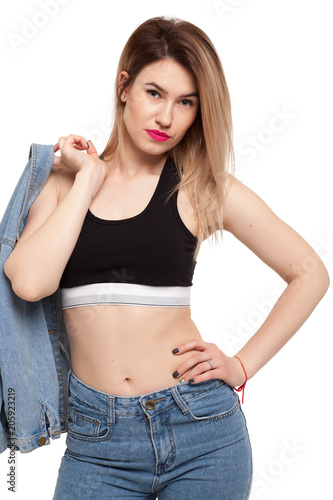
{"left": 172, "top": 339, "right": 246, "bottom": 387}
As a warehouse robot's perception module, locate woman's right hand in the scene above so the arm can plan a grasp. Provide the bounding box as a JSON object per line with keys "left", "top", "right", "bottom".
{"left": 53, "top": 134, "right": 107, "bottom": 199}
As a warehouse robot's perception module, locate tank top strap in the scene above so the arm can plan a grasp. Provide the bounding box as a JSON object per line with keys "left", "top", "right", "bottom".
{"left": 153, "top": 156, "right": 180, "bottom": 208}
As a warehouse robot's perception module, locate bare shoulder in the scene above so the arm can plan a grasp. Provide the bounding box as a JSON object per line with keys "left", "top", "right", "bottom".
{"left": 222, "top": 173, "right": 274, "bottom": 232}
{"left": 13, "top": 167, "right": 75, "bottom": 247}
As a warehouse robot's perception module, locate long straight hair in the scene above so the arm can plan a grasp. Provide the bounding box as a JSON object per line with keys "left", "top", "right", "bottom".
{"left": 100, "top": 16, "right": 235, "bottom": 260}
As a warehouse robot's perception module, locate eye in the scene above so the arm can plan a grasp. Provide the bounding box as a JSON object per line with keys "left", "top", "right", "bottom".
{"left": 180, "top": 99, "right": 193, "bottom": 107}
{"left": 147, "top": 90, "right": 160, "bottom": 98}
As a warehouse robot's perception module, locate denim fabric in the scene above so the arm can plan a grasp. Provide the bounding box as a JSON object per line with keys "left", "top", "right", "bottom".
{"left": 0, "top": 144, "right": 72, "bottom": 453}
{"left": 53, "top": 370, "right": 253, "bottom": 499}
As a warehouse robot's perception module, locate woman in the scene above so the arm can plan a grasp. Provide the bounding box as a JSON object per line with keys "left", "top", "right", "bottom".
{"left": 4, "top": 16, "right": 329, "bottom": 500}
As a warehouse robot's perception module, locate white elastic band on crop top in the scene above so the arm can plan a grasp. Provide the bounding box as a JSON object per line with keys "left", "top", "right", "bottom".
{"left": 61, "top": 282, "right": 191, "bottom": 309}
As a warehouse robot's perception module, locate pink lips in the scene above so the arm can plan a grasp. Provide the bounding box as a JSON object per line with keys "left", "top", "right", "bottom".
{"left": 146, "top": 129, "right": 170, "bottom": 142}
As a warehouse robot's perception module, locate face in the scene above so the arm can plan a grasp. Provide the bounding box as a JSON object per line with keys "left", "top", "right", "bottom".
{"left": 119, "top": 58, "right": 200, "bottom": 159}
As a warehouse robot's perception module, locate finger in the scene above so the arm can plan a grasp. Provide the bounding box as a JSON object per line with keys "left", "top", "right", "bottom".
{"left": 183, "top": 361, "right": 218, "bottom": 383}
{"left": 54, "top": 143, "right": 59, "bottom": 153}
{"left": 187, "top": 370, "right": 217, "bottom": 385}
{"left": 57, "top": 136, "right": 67, "bottom": 152}
{"left": 172, "top": 339, "right": 209, "bottom": 354}
{"left": 66, "top": 135, "right": 89, "bottom": 150}
{"left": 173, "top": 352, "right": 212, "bottom": 379}
{"left": 58, "top": 135, "right": 89, "bottom": 152}
{"left": 85, "top": 140, "right": 98, "bottom": 155}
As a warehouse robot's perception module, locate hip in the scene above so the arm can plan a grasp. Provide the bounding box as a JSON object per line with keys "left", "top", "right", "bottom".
{"left": 54, "top": 370, "right": 253, "bottom": 499}
{"left": 65, "top": 367, "right": 250, "bottom": 451}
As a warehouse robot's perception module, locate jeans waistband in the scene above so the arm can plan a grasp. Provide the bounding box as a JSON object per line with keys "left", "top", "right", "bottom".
{"left": 67, "top": 369, "right": 226, "bottom": 417}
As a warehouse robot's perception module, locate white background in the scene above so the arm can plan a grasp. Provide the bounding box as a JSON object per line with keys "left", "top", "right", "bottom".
{"left": 1, "top": 0, "right": 332, "bottom": 498}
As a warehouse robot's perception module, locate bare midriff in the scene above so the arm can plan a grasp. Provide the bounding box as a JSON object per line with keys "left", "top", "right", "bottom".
{"left": 64, "top": 304, "right": 203, "bottom": 396}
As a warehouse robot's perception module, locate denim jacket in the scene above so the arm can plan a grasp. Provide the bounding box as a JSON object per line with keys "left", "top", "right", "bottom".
{"left": 0, "top": 143, "right": 71, "bottom": 454}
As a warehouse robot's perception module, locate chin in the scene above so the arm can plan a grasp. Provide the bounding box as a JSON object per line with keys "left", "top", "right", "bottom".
{"left": 139, "top": 143, "right": 172, "bottom": 156}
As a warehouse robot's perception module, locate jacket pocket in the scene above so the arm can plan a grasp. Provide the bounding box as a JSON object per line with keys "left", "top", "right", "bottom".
{"left": 179, "top": 381, "right": 240, "bottom": 422}
{"left": 67, "top": 395, "right": 113, "bottom": 442}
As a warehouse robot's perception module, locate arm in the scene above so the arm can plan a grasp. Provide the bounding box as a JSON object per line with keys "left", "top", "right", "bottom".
{"left": 171, "top": 174, "right": 330, "bottom": 388}
{"left": 223, "top": 175, "right": 330, "bottom": 381}
{"left": 4, "top": 136, "right": 106, "bottom": 301}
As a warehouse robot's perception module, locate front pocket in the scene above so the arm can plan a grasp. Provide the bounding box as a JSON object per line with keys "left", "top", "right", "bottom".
{"left": 180, "top": 382, "right": 240, "bottom": 421}
{"left": 67, "top": 395, "right": 113, "bottom": 442}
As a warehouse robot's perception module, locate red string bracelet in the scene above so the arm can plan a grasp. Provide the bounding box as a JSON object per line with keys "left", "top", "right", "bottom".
{"left": 233, "top": 356, "right": 247, "bottom": 404}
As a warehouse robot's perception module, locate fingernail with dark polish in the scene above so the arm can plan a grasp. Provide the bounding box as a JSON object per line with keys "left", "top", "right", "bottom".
{"left": 189, "top": 378, "right": 195, "bottom": 384}
{"left": 172, "top": 370, "right": 179, "bottom": 378}
{"left": 172, "top": 348, "right": 179, "bottom": 354}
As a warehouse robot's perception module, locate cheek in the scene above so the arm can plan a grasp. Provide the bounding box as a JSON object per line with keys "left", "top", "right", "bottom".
{"left": 180, "top": 114, "right": 197, "bottom": 135}
{"left": 122, "top": 106, "right": 137, "bottom": 133}
{"left": 124, "top": 100, "right": 150, "bottom": 128}
{"left": 189, "top": 108, "right": 199, "bottom": 126}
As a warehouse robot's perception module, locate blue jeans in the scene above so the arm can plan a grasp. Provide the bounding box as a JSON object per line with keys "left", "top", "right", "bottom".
{"left": 53, "top": 369, "right": 253, "bottom": 499}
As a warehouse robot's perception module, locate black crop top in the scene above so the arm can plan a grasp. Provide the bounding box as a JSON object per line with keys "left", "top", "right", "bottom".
{"left": 59, "top": 156, "right": 198, "bottom": 289}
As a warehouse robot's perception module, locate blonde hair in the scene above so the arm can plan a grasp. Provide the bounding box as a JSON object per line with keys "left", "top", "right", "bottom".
{"left": 99, "top": 16, "right": 235, "bottom": 260}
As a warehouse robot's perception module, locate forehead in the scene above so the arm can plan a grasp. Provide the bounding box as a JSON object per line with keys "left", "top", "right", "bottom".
{"left": 135, "top": 59, "right": 197, "bottom": 89}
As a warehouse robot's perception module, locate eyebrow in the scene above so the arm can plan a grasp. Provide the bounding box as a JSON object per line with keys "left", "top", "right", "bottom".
{"left": 144, "top": 82, "right": 199, "bottom": 99}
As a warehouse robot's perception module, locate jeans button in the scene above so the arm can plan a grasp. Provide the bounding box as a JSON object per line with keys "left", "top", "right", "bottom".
{"left": 145, "top": 399, "right": 156, "bottom": 410}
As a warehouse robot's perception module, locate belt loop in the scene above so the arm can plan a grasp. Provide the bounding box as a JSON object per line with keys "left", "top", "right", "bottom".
{"left": 108, "top": 396, "right": 115, "bottom": 426}
{"left": 170, "top": 386, "right": 190, "bottom": 416}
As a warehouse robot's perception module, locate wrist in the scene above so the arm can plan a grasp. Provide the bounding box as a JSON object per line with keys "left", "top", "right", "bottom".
{"left": 75, "top": 167, "right": 97, "bottom": 200}
{"left": 231, "top": 355, "right": 248, "bottom": 404}
{"left": 76, "top": 160, "right": 106, "bottom": 200}
{"left": 227, "top": 356, "right": 247, "bottom": 387}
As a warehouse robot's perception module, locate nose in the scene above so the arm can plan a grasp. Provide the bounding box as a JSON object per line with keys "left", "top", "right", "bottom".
{"left": 155, "top": 101, "right": 173, "bottom": 128}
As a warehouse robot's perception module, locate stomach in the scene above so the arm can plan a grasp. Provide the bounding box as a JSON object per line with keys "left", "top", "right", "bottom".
{"left": 63, "top": 304, "right": 204, "bottom": 396}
